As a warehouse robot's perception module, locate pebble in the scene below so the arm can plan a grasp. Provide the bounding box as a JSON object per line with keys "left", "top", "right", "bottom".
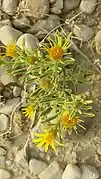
{"left": 51, "top": 0, "right": 63, "bottom": 14}
{"left": 12, "top": 17, "right": 31, "bottom": 31}
{"left": 0, "top": 156, "right": 5, "bottom": 168}
{"left": 95, "top": 30, "right": 101, "bottom": 55}
{"left": 80, "top": 165, "right": 99, "bottom": 179}
{"left": 50, "top": 7, "right": 62, "bottom": 14}
{"left": 73, "top": 24, "right": 94, "bottom": 42}
{"left": 62, "top": 164, "right": 81, "bottom": 179}
{"left": 0, "top": 169, "right": 11, "bottom": 179}
{"left": 29, "top": 159, "right": 48, "bottom": 174}
{"left": 49, "top": 0, "right": 56, "bottom": 4}
{"left": 27, "top": 15, "right": 60, "bottom": 35}
{"left": 0, "top": 114, "right": 9, "bottom": 132}
{"left": 13, "top": 86, "right": 21, "bottom": 97}
{"left": 0, "top": 74, "right": 16, "bottom": 86}
{"left": 64, "top": 0, "right": 80, "bottom": 12}
{"left": 0, "top": 147, "right": 7, "bottom": 156}
{"left": 16, "top": 33, "right": 39, "bottom": 49}
{"left": 80, "top": 0, "right": 97, "bottom": 14}
{"left": 15, "top": 149, "right": 28, "bottom": 167}
{"left": 0, "top": 98, "right": 21, "bottom": 115}
{"left": 0, "top": 19, "right": 12, "bottom": 29}
{"left": 39, "top": 161, "right": 63, "bottom": 179}
{"left": 0, "top": 25, "right": 22, "bottom": 46}
{"left": 24, "top": 0, "right": 49, "bottom": 20}
{"left": 2, "top": 0, "right": 18, "bottom": 15}
{"left": 3, "top": 90, "right": 11, "bottom": 98}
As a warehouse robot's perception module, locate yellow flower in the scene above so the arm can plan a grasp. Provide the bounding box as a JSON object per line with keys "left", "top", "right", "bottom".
{"left": 33, "top": 128, "right": 63, "bottom": 153}
{"left": 6, "top": 43, "right": 17, "bottom": 57}
{"left": 22, "top": 104, "right": 35, "bottom": 119}
{"left": 27, "top": 56, "right": 36, "bottom": 65}
{"left": 39, "top": 78, "right": 52, "bottom": 89}
{"left": 41, "top": 30, "right": 72, "bottom": 61}
{"left": 60, "top": 111, "right": 85, "bottom": 134}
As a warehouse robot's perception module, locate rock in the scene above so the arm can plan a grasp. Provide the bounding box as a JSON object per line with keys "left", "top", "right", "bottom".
{"left": 95, "top": 30, "right": 101, "bottom": 55}
{"left": 0, "top": 20, "right": 12, "bottom": 29}
{"left": 0, "top": 147, "right": 7, "bottom": 156}
{"left": 13, "top": 86, "right": 21, "bottom": 97}
{"left": 0, "top": 156, "right": 5, "bottom": 168}
{"left": 80, "top": 165, "right": 99, "bottom": 179}
{"left": 39, "top": 161, "right": 63, "bottom": 179}
{"left": 15, "top": 149, "right": 28, "bottom": 167}
{"left": 80, "top": 0, "right": 97, "bottom": 14}
{"left": 62, "top": 164, "right": 81, "bottom": 179}
{"left": 49, "top": 0, "right": 56, "bottom": 4}
{"left": 27, "top": 15, "right": 60, "bottom": 35}
{"left": 24, "top": 0, "right": 49, "bottom": 20}
{"left": 12, "top": 17, "right": 31, "bottom": 31}
{"left": 64, "top": 0, "right": 80, "bottom": 12}
{"left": 51, "top": 0, "right": 63, "bottom": 14}
{"left": 73, "top": 24, "right": 94, "bottom": 42}
{"left": 16, "top": 33, "right": 38, "bottom": 49}
{"left": 50, "top": 7, "right": 62, "bottom": 14}
{"left": 3, "top": 90, "right": 11, "bottom": 98}
{"left": 0, "top": 169, "right": 11, "bottom": 179}
{"left": 0, "top": 98, "right": 21, "bottom": 115}
{"left": 2, "top": 0, "right": 18, "bottom": 15}
{"left": 0, "top": 114, "right": 9, "bottom": 132}
{"left": 29, "top": 159, "right": 48, "bottom": 174}
{"left": 0, "top": 25, "right": 22, "bottom": 46}
{"left": 0, "top": 73, "right": 16, "bottom": 86}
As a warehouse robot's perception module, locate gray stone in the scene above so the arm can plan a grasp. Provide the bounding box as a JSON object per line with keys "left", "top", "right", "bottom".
{"left": 49, "top": 0, "right": 56, "bottom": 4}
{"left": 2, "top": 0, "right": 18, "bottom": 15}
{"left": 16, "top": 33, "right": 39, "bottom": 49}
{"left": 3, "top": 90, "right": 11, "bottom": 98}
{"left": 80, "top": 165, "right": 99, "bottom": 179}
{"left": 64, "top": 0, "right": 80, "bottom": 12}
{"left": 12, "top": 17, "right": 31, "bottom": 30}
{"left": 27, "top": 15, "right": 60, "bottom": 35}
{"left": 73, "top": 24, "right": 94, "bottom": 42}
{"left": 24, "top": 0, "right": 49, "bottom": 20}
{"left": 0, "top": 114, "right": 9, "bottom": 132}
{"left": 62, "top": 164, "right": 81, "bottom": 179}
{"left": 15, "top": 149, "right": 28, "bottom": 167}
{"left": 50, "top": 7, "right": 62, "bottom": 14}
{"left": 29, "top": 159, "right": 48, "bottom": 174}
{"left": 0, "top": 20, "right": 12, "bottom": 29}
{"left": 39, "top": 161, "right": 63, "bottom": 179}
{"left": 13, "top": 86, "right": 21, "bottom": 97}
{"left": 0, "top": 73, "right": 16, "bottom": 85}
{"left": 0, "top": 25, "right": 22, "bottom": 46}
{"left": 80, "top": 0, "right": 97, "bottom": 14}
{"left": 0, "top": 169, "right": 11, "bottom": 179}
{"left": 0, "top": 98, "right": 21, "bottom": 115}
{"left": 95, "top": 30, "right": 101, "bottom": 55}
{"left": 0, "top": 147, "right": 7, "bottom": 156}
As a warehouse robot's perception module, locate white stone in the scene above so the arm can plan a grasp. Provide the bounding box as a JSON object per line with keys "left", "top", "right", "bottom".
{"left": 62, "top": 164, "right": 81, "bottom": 179}
{"left": 13, "top": 86, "right": 21, "bottom": 97}
{"left": 80, "top": 165, "right": 99, "bottom": 179}
{"left": 50, "top": 7, "right": 62, "bottom": 14}
{"left": 0, "top": 98, "right": 21, "bottom": 115}
{"left": 73, "top": 24, "right": 94, "bottom": 42}
{"left": 29, "top": 159, "right": 48, "bottom": 174}
{"left": 24, "top": 0, "right": 49, "bottom": 20}
{"left": 17, "top": 33, "right": 38, "bottom": 49}
{"left": 39, "top": 161, "right": 63, "bottom": 179}
{"left": 2, "top": 0, "right": 18, "bottom": 15}
{"left": 80, "top": 0, "right": 97, "bottom": 14}
{"left": 0, "top": 25, "right": 22, "bottom": 46}
{"left": 0, "top": 114, "right": 9, "bottom": 132}
{"left": 64, "top": 0, "right": 80, "bottom": 12}
{"left": 0, "top": 169, "right": 11, "bottom": 179}
{"left": 0, "top": 73, "right": 16, "bottom": 85}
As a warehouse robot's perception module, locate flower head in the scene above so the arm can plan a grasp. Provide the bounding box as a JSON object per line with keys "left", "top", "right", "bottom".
{"left": 22, "top": 104, "right": 35, "bottom": 119}
{"left": 60, "top": 111, "right": 85, "bottom": 134}
{"left": 41, "top": 31, "right": 72, "bottom": 61}
{"left": 33, "top": 128, "right": 63, "bottom": 153}
{"left": 6, "top": 43, "right": 17, "bottom": 57}
{"left": 26, "top": 56, "right": 36, "bottom": 65}
{"left": 39, "top": 78, "right": 52, "bottom": 89}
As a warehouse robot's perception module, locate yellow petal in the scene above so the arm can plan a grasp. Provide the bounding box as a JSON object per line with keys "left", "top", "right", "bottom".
{"left": 50, "top": 143, "right": 57, "bottom": 153}
{"left": 36, "top": 140, "right": 45, "bottom": 148}
{"left": 32, "top": 138, "right": 43, "bottom": 143}
{"left": 45, "top": 143, "right": 49, "bottom": 152}
{"left": 33, "top": 132, "right": 45, "bottom": 137}
{"left": 55, "top": 140, "right": 64, "bottom": 146}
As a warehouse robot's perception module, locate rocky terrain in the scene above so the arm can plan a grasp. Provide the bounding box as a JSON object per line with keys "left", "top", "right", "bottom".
{"left": 0, "top": 0, "right": 101, "bottom": 179}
